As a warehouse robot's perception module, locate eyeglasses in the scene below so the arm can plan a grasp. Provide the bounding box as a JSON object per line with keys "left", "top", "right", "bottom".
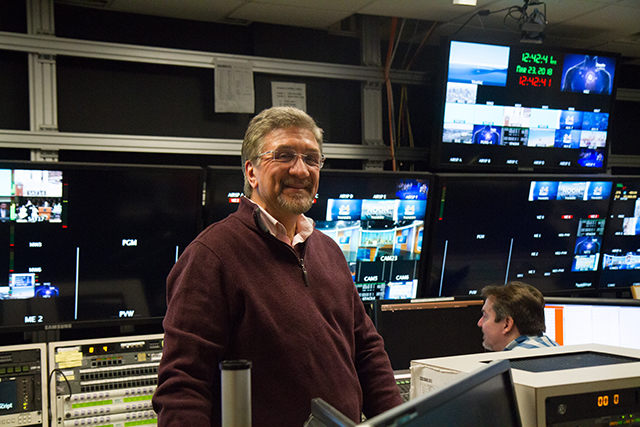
{"left": 256, "top": 149, "right": 325, "bottom": 169}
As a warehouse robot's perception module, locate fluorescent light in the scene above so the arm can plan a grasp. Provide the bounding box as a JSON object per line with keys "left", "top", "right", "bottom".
{"left": 453, "top": 0, "right": 477, "bottom": 5}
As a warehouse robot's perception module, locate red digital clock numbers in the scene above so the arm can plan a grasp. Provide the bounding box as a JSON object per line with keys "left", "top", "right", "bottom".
{"left": 519, "top": 75, "right": 552, "bottom": 87}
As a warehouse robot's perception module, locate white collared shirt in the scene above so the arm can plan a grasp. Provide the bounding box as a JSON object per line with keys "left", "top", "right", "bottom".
{"left": 247, "top": 198, "right": 314, "bottom": 247}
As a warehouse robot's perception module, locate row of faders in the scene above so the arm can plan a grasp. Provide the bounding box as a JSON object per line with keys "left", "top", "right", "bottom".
{"left": 48, "top": 334, "right": 164, "bottom": 427}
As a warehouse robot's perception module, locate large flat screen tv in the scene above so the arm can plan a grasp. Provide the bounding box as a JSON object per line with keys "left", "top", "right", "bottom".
{"left": 424, "top": 173, "right": 614, "bottom": 297}
{"left": 0, "top": 161, "right": 204, "bottom": 334}
{"left": 599, "top": 176, "right": 640, "bottom": 290}
{"left": 204, "top": 167, "right": 433, "bottom": 301}
{"left": 431, "top": 39, "right": 619, "bottom": 173}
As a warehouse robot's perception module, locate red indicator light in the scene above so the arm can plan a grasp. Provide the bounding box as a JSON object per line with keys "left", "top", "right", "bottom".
{"left": 228, "top": 198, "right": 241, "bottom": 204}
{"left": 562, "top": 215, "right": 573, "bottom": 220}
{"left": 588, "top": 214, "right": 599, "bottom": 219}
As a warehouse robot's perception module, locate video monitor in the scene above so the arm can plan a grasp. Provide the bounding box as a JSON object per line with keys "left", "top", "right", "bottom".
{"left": 599, "top": 177, "right": 640, "bottom": 290}
{"left": 544, "top": 297, "right": 640, "bottom": 350}
{"left": 425, "top": 174, "right": 614, "bottom": 297}
{"left": 204, "top": 167, "right": 433, "bottom": 301}
{"left": 432, "top": 39, "right": 619, "bottom": 173}
{"left": 0, "top": 161, "right": 204, "bottom": 333}
{"left": 358, "top": 359, "right": 522, "bottom": 427}
{"left": 373, "top": 299, "right": 484, "bottom": 370}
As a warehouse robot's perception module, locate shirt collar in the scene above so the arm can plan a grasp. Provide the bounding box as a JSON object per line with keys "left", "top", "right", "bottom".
{"left": 245, "top": 197, "right": 314, "bottom": 246}
{"left": 503, "top": 334, "right": 543, "bottom": 351}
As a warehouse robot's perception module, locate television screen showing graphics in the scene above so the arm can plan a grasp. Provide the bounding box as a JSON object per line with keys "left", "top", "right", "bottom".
{"left": 0, "top": 161, "right": 204, "bottom": 333}
{"left": 435, "top": 39, "right": 618, "bottom": 173}
{"left": 426, "top": 174, "right": 613, "bottom": 297}
{"left": 309, "top": 171, "right": 432, "bottom": 301}
{"left": 204, "top": 167, "right": 433, "bottom": 301}
{"left": 599, "top": 177, "right": 640, "bottom": 290}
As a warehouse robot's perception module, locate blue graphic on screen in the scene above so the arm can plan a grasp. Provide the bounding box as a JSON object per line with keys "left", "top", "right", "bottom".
{"left": 472, "top": 125, "right": 501, "bottom": 145}
{"left": 582, "top": 112, "right": 609, "bottom": 131}
{"left": 35, "top": 284, "right": 59, "bottom": 298}
{"left": 529, "top": 181, "right": 559, "bottom": 201}
{"left": 559, "top": 111, "right": 584, "bottom": 130}
{"left": 575, "top": 236, "right": 601, "bottom": 256}
{"left": 396, "top": 232, "right": 407, "bottom": 244}
{"left": 326, "top": 199, "right": 362, "bottom": 221}
{"left": 395, "top": 180, "right": 429, "bottom": 200}
{"left": 554, "top": 129, "right": 581, "bottom": 148}
{"left": 397, "top": 200, "right": 426, "bottom": 220}
{"left": 578, "top": 149, "right": 604, "bottom": 168}
{"left": 586, "top": 181, "right": 612, "bottom": 200}
{"left": 557, "top": 182, "right": 588, "bottom": 200}
{"left": 572, "top": 236, "right": 602, "bottom": 272}
{"left": 447, "top": 41, "right": 510, "bottom": 87}
{"left": 561, "top": 54, "right": 616, "bottom": 95}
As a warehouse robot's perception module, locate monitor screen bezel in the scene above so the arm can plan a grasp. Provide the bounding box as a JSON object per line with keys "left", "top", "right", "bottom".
{"left": 358, "top": 359, "right": 521, "bottom": 427}
{"left": 423, "top": 172, "right": 617, "bottom": 298}
{"left": 430, "top": 37, "right": 621, "bottom": 174}
{"left": 0, "top": 160, "right": 205, "bottom": 336}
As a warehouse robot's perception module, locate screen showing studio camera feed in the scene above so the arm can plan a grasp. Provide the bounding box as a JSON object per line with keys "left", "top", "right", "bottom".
{"left": 599, "top": 178, "right": 640, "bottom": 289}
{"left": 426, "top": 175, "right": 613, "bottom": 297}
{"left": 436, "top": 40, "right": 618, "bottom": 172}
{"left": 309, "top": 172, "right": 430, "bottom": 301}
{"left": 0, "top": 162, "right": 203, "bottom": 331}
{"left": 204, "top": 168, "right": 431, "bottom": 301}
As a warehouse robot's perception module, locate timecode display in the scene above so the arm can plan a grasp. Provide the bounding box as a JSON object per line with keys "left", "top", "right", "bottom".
{"left": 519, "top": 75, "right": 552, "bottom": 87}
{"left": 521, "top": 52, "right": 557, "bottom": 64}
{"left": 515, "top": 51, "right": 561, "bottom": 87}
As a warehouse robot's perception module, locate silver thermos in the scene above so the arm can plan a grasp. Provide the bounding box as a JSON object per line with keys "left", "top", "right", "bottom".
{"left": 220, "top": 359, "right": 252, "bottom": 427}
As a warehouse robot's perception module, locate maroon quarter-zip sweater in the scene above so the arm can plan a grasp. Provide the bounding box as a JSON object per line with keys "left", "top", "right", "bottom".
{"left": 153, "top": 197, "right": 402, "bottom": 427}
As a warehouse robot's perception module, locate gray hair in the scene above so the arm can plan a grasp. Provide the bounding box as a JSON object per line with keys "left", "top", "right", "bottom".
{"left": 241, "top": 106, "right": 323, "bottom": 197}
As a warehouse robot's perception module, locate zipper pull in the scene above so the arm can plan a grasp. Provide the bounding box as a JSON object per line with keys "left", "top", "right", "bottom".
{"left": 300, "top": 258, "right": 309, "bottom": 287}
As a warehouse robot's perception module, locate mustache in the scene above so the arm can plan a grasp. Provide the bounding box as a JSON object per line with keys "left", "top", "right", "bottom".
{"left": 282, "top": 179, "right": 313, "bottom": 189}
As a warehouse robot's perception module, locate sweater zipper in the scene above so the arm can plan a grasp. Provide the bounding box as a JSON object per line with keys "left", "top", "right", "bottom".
{"left": 300, "top": 257, "right": 309, "bottom": 287}
{"left": 252, "top": 206, "right": 310, "bottom": 287}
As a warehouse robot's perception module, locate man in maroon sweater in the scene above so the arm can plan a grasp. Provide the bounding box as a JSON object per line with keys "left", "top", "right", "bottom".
{"left": 152, "top": 106, "right": 402, "bottom": 426}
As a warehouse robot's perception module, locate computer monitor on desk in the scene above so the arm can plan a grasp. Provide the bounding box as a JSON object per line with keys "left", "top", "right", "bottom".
{"left": 308, "top": 359, "right": 522, "bottom": 427}
{"left": 544, "top": 297, "right": 640, "bottom": 349}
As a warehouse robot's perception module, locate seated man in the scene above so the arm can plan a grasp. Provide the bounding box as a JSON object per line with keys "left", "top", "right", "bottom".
{"left": 478, "top": 281, "right": 558, "bottom": 351}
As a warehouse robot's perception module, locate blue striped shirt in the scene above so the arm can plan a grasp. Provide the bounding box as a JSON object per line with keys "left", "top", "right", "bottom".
{"left": 504, "top": 334, "right": 559, "bottom": 351}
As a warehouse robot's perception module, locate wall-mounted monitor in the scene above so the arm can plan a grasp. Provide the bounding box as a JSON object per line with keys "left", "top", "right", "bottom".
{"left": 425, "top": 174, "right": 614, "bottom": 297}
{"left": 431, "top": 39, "right": 619, "bottom": 173}
{"left": 204, "top": 167, "right": 433, "bottom": 301}
{"left": 599, "top": 177, "right": 640, "bottom": 290}
{"left": 0, "top": 161, "right": 204, "bottom": 334}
